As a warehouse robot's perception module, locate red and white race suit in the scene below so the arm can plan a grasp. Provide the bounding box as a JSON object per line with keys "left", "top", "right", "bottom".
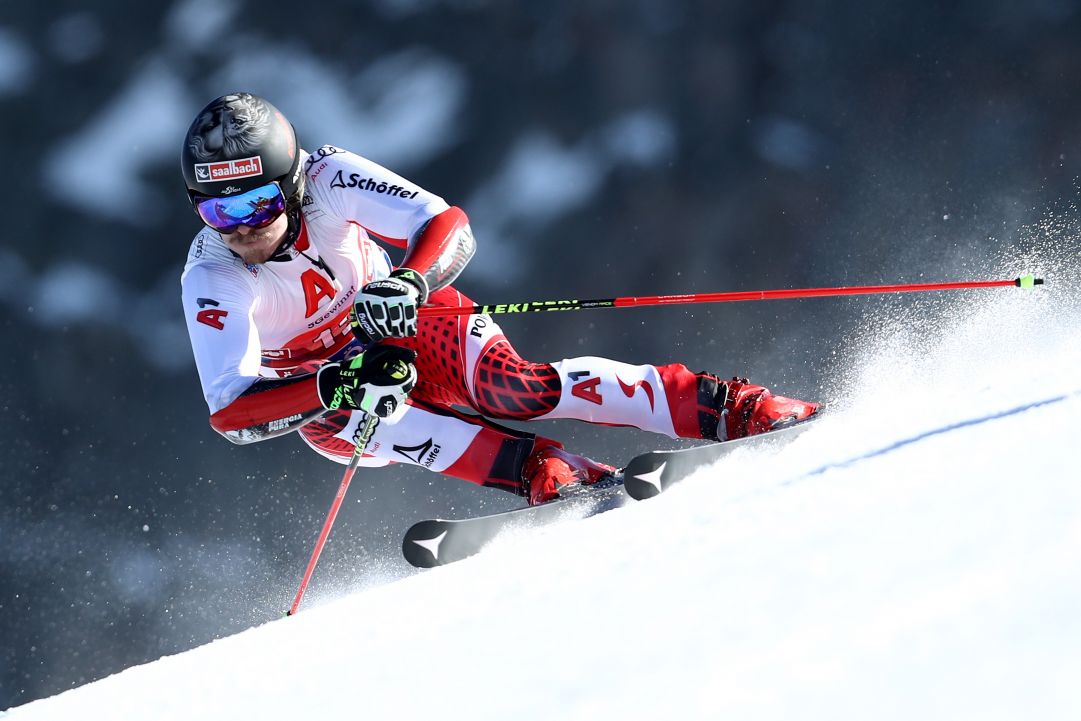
{"left": 181, "top": 145, "right": 713, "bottom": 497}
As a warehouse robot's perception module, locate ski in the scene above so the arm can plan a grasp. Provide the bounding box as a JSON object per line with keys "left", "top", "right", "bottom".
{"left": 623, "top": 412, "right": 823, "bottom": 500}
{"left": 401, "top": 474, "right": 627, "bottom": 568}
{"left": 402, "top": 412, "right": 824, "bottom": 567}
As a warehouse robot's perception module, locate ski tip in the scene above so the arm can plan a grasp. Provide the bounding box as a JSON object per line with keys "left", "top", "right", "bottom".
{"left": 402, "top": 520, "right": 457, "bottom": 568}
{"left": 622, "top": 455, "right": 667, "bottom": 501}
{"left": 1016, "top": 275, "right": 1044, "bottom": 289}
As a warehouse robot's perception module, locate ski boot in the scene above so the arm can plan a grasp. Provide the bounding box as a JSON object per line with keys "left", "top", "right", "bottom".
{"left": 523, "top": 439, "right": 616, "bottom": 506}
{"left": 697, "top": 375, "right": 820, "bottom": 441}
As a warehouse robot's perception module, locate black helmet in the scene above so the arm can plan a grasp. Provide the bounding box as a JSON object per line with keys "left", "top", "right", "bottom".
{"left": 181, "top": 92, "right": 304, "bottom": 216}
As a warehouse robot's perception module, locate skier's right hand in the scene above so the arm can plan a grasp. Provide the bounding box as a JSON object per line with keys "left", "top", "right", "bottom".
{"left": 316, "top": 345, "right": 418, "bottom": 418}
{"left": 351, "top": 268, "right": 429, "bottom": 344}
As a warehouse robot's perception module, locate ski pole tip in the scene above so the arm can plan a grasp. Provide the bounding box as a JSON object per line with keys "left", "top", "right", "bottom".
{"left": 1016, "top": 275, "right": 1044, "bottom": 289}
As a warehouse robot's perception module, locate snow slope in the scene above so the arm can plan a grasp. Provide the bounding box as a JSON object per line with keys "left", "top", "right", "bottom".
{"left": 7, "top": 260, "right": 1080, "bottom": 721}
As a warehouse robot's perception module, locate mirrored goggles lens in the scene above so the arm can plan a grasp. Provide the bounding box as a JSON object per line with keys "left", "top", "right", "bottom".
{"left": 194, "top": 182, "right": 287, "bottom": 233}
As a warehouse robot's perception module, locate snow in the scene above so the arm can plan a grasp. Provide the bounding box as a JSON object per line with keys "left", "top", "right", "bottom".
{"left": 7, "top": 267, "right": 1080, "bottom": 720}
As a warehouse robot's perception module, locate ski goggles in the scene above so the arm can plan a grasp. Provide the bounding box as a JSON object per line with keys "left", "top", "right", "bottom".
{"left": 193, "top": 181, "right": 287, "bottom": 234}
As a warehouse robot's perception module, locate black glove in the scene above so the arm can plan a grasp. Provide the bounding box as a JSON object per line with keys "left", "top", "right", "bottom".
{"left": 316, "top": 345, "right": 418, "bottom": 418}
{"left": 351, "top": 268, "right": 429, "bottom": 344}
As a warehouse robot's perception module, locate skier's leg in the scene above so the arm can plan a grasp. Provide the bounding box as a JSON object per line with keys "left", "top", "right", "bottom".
{"left": 375, "top": 286, "right": 813, "bottom": 503}
{"left": 298, "top": 402, "right": 612, "bottom": 504}
{"left": 395, "top": 286, "right": 815, "bottom": 444}
{"left": 524, "top": 358, "right": 818, "bottom": 441}
{"left": 464, "top": 343, "right": 816, "bottom": 442}
{"left": 361, "top": 287, "right": 614, "bottom": 504}
{"left": 476, "top": 352, "right": 696, "bottom": 438}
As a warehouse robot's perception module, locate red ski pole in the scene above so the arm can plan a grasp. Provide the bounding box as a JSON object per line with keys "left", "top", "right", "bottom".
{"left": 287, "top": 413, "right": 378, "bottom": 616}
{"left": 417, "top": 275, "right": 1043, "bottom": 318}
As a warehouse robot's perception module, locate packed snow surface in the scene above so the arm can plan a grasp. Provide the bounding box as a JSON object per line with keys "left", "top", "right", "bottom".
{"left": 8, "top": 262, "right": 1080, "bottom": 720}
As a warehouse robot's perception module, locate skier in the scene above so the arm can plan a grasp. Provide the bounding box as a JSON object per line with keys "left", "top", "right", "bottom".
{"left": 180, "top": 92, "right": 819, "bottom": 507}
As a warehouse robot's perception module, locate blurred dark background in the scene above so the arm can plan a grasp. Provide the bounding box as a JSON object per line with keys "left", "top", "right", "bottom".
{"left": 2, "top": 0, "right": 1078, "bottom": 708}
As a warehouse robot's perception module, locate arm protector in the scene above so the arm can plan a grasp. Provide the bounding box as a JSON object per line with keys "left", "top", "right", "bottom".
{"left": 399, "top": 206, "right": 475, "bottom": 292}
{"left": 209, "top": 374, "right": 325, "bottom": 445}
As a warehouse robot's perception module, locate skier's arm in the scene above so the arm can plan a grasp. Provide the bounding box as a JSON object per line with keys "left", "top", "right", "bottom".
{"left": 349, "top": 206, "right": 475, "bottom": 344}
{"left": 213, "top": 345, "right": 420, "bottom": 440}
{"left": 305, "top": 147, "right": 476, "bottom": 343}
{"left": 398, "top": 205, "right": 475, "bottom": 292}
{"left": 348, "top": 207, "right": 476, "bottom": 344}
{"left": 182, "top": 262, "right": 324, "bottom": 444}
{"left": 208, "top": 375, "right": 325, "bottom": 444}
{"left": 307, "top": 146, "right": 476, "bottom": 291}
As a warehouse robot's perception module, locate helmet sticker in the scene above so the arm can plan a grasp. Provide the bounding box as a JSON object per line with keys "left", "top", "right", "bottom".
{"left": 187, "top": 93, "right": 272, "bottom": 162}
{"left": 193, "top": 156, "right": 263, "bottom": 183}
{"left": 193, "top": 156, "right": 262, "bottom": 183}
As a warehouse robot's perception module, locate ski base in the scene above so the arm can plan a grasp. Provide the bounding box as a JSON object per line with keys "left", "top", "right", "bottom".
{"left": 402, "top": 474, "right": 626, "bottom": 568}
{"left": 623, "top": 412, "right": 823, "bottom": 500}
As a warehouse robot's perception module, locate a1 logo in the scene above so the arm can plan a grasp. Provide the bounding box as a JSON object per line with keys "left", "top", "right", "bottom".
{"left": 301, "top": 269, "right": 336, "bottom": 318}
{"left": 196, "top": 298, "right": 228, "bottom": 330}
{"left": 569, "top": 370, "right": 603, "bottom": 405}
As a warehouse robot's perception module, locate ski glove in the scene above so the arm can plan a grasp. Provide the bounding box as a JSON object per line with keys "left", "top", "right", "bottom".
{"left": 351, "top": 268, "right": 430, "bottom": 345}
{"left": 316, "top": 345, "right": 418, "bottom": 418}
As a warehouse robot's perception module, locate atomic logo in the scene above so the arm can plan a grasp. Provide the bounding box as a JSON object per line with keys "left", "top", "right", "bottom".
{"left": 412, "top": 530, "right": 448, "bottom": 561}
{"left": 632, "top": 461, "right": 666, "bottom": 494}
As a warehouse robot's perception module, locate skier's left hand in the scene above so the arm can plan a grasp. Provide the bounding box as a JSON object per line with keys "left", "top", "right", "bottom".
{"left": 316, "top": 344, "right": 418, "bottom": 417}
{"left": 351, "top": 268, "right": 429, "bottom": 344}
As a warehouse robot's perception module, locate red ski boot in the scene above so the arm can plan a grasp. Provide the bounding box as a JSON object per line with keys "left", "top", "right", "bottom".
{"left": 719, "top": 377, "right": 819, "bottom": 440}
{"left": 523, "top": 440, "right": 616, "bottom": 506}
{"left": 694, "top": 375, "right": 819, "bottom": 441}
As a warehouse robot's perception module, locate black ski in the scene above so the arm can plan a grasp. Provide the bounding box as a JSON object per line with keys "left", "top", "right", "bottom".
{"left": 623, "top": 412, "right": 824, "bottom": 500}
{"left": 401, "top": 474, "right": 627, "bottom": 568}
{"left": 402, "top": 413, "right": 823, "bottom": 567}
